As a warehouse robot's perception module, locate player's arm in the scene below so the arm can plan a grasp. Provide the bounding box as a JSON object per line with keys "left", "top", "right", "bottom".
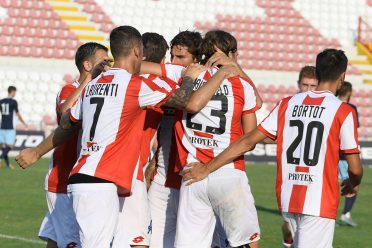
{"left": 16, "top": 112, "right": 27, "bottom": 127}
{"left": 60, "top": 74, "right": 91, "bottom": 114}
{"left": 145, "top": 155, "right": 157, "bottom": 191}
{"left": 140, "top": 61, "right": 163, "bottom": 77}
{"left": 14, "top": 101, "right": 27, "bottom": 127}
{"left": 183, "top": 129, "right": 267, "bottom": 184}
{"left": 15, "top": 124, "right": 79, "bottom": 169}
{"left": 162, "top": 64, "right": 206, "bottom": 109}
{"left": 185, "top": 65, "right": 241, "bottom": 113}
{"left": 60, "top": 60, "right": 111, "bottom": 114}
{"left": 341, "top": 153, "right": 363, "bottom": 196}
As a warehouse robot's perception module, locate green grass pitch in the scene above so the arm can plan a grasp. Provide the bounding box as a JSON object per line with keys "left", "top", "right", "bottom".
{"left": 0, "top": 158, "right": 371, "bottom": 247}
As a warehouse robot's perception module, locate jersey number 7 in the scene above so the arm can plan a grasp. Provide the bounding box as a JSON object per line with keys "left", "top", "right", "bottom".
{"left": 89, "top": 97, "right": 104, "bottom": 141}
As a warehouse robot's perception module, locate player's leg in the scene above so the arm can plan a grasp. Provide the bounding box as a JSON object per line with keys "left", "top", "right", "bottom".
{"left": 209, "top": 169, "right": 260, "bottom": 248}
{"left": 281, "top": 215, "right": 293, "bottom": 247}
{"left": 113, "top": 179, "right": 151, "bottom": 248}
{"left": 3, "top": 129, "right": 15, "bottom": 169}
{"left": 38, "top": 212, "right": 58, "bottom": 248}
{"left": 46, "top": 192, "right": 79, "bottom": 247}
{"left": 69, "top": 183, "right": 119, "bottom": 247}
{"left": 46, "top": 240, "right": 58, "bottom": 248}
{"left": 338, "top": 160, "right": 358, "bottom": 227}
{"left": 290, "top": 214, "right": 335, "bottom": 248}
{"left": 148, "top": 182, "right": 179, "bottom": 248}
{"left": 175, "top": 177, "right": 216, "bottom": 248}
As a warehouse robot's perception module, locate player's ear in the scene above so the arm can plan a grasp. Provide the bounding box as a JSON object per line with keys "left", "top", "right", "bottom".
{"left": 83, "top": 60, "right": 93, "bottom": 72}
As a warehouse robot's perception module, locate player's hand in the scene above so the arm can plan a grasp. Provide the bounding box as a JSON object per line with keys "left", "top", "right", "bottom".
{"left": 183, "top": 63, "right": 207, "bottom": 80}
{"left": 182, "top": 162, "right": 210, "bottom": 185}
{"left": 341, "top": 179, "right": 359, "bottom": 196}
{"left": 206, "top": 48, "right": 237, "bottom": 68}
{"left": 218, "top": 65, "right": 241, "bottom": 78}
{"left": 15, "top": 148, "right": 40, "bottom": 169}
{"left": 91, "top": 59, "right": 112, "bottom": 79}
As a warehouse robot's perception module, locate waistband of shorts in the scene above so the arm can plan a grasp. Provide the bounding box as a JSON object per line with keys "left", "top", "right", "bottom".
{"left": 67, "top": 183, "right": 117, "bottom": 192}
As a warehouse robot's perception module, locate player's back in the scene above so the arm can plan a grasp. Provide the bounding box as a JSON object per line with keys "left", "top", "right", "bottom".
{"left": 0, "top": 97, "right": 18, "bottom": 129}
{"left": 265, "top": 91, "right": 359, "bottom": 219}
{"left": 175, "top": 68, "right": 259, "bottom": 171}
{"left": 69, "top": 68, "right": 173, "bottom": 192}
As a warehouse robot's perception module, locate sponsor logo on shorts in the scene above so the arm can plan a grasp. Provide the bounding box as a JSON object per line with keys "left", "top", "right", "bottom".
{"left": 66, "top": 242, "right": 77, "bottom": 248}
{"left": 147, "top": 220, "right": 152, "bottom": 234}
{"left": 132, "top": 236, "right": 145, "bottom": 243}
{"left": 249, "top": 232, "right": 259, "bottom": 241}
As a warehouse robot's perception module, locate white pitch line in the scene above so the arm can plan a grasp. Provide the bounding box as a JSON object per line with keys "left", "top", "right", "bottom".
{"left": 0, "top": 233, "right": 45, "bottom": 245}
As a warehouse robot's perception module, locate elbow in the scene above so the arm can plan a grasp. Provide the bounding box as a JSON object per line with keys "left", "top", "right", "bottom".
{"left": 185, "top": 99, "right": 204, "bottom": 113}
{"left": 185, "top": 102, "right": 201, "bottom": 113}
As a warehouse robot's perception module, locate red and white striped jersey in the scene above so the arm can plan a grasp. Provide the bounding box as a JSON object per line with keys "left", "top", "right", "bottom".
{"left": 136, "top": 74, "right": 178, "bottom": 182}
{"left": 152, "top": 64, "right": 185, "bottom": 189}
{"left": 45, "top": 81, "right": 80, "bottom": 193}
{"left": 174, "top": 68, "right": 260, "bottom": 172}
{"left": 258, "top": 91, "right": 360, "bottom": 219}
{"left": 69, "top": 68, "right": 175, "bottom": 193}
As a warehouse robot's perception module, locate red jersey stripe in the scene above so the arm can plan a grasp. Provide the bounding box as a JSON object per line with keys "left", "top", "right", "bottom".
{"left": 302, "top": 95, "right": 325, "bottom": 106}
{"left": 276, "top": 97, "right": 292, "bottom": 213}
{"left": 288, "top": 185, "right": 308, "bottom": 213}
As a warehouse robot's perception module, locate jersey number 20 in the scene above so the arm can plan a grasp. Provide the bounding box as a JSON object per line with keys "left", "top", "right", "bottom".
{"left": 286, "top": 120, "right": 324, "bottom": 166}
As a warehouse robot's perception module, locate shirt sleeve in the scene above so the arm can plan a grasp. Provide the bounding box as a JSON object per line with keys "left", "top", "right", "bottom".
{"left": 160, "top": 64, "right": 184, "bottom": 83}
{"left": 239, "top": 77, "right": 260, "bottom": 114}
{"left": 340, "top": 105, "right": 360, "bottom": 154}
{"left": 68, "top": 95, "right": 82, "bottom": 123}
{"left": 14, "top": 100, "right": 19, "bottom": 113}
{"left": 57, "top": 84, "right": 76, "bottom": 112}
{"left": 138, "top": 76, "right": 175, "bottom": 109}
{"left": 257, "top": 101, "right": 281, "bottom": 140}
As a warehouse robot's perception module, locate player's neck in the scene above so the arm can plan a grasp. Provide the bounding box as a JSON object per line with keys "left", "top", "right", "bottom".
{"left": 316, "top": 81, "right": 339, "bottom": 95}
{"left": 77, "top": 73, "right": 89, "bottom": 84}
{"left": 113, "top": 59, "right": 136, "bottom": 74}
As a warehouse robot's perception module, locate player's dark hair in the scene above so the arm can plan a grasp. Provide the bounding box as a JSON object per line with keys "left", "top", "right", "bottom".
{"left": 8, "top": 86, "right": 16, "bottom": 94}
{"left": 142, "top": 32, "right": 169, "bottom": 63}
{"left": 298, "top": 66, "right": 316, "bottom": 83}
{"left": 110, "top": 26, "right": 142, "bottom": 60}
{"left": 75, "top": 42, "right": 108, "bottom": 73}
{"left": 170, "top": 30, "right": 202, "bottom": 62}
{"left": 336, "top": 81, "right": 352, "bottom": 97}
{"left": 316, "top": 49, "right": 348, "bottom": 83}
{"left": 200, "top": 30, "right": 237, "bottom": 65}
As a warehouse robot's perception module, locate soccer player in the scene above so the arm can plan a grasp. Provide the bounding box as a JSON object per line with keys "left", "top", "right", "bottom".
{"left": 297, "top": 66, "right": 318, "bottom": 93}
{"left": 282, "top": 65, "right": 318, "bottom": 248}
{"left": 0, "top": 86, "right": 27, "bottom": 169}
{"left": 183, "top": 49, "right": 363, "bottom": 248}
{"left": 336, "top": 81, "right": 360, "bottom": 227}
{"left": 140, "top": 30, "right": 237, "bottom": 248}
{"left": 38, "top": 42, "right": 111, "bottom": 248}
{"left": 16, "top": 25, "right": 207, "bottom": 247}
{"left": 174, "top": 30, "right": 261, "bottom": 248}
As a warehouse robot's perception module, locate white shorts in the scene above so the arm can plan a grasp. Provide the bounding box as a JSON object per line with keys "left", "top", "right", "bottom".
{"left": 175, "top": 168, "right": 260, "bottom": 248}
{"left": 112, "top": 179, "right": 151, "bottom": 247}
{"left": 283, "top": 213, "right": 335, "bottom": 248}
{"left": 68, "top": 183, "right": 120, "bottom": 248}
{"left": 148, "top": 181, "right": 180, "bottom": 248}
{"left": 38, "top": 192, "right": 80, "bottom": 247}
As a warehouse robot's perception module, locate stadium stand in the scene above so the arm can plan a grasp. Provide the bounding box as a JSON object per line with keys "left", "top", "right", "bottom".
{"left": 0, "top": 0, "right": 371, "bottom": 139}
